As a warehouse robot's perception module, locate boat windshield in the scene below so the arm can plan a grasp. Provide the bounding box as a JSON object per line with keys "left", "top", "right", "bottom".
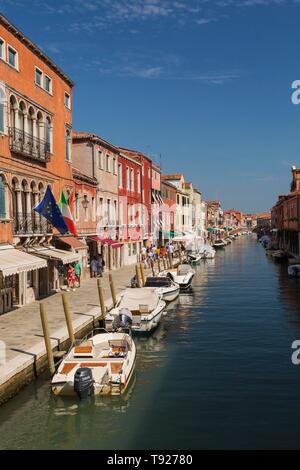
{"left": 145, "top": 277, "right": 171, "bottom": 287}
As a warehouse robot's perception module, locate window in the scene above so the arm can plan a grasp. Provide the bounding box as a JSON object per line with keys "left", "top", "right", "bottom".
{"left": 27, "top": 271, "right": 33, "bottom": 288}
{"left": 45, "top": 117, "right": 52, "bottom": 153}
{"left": 106, "top": 155, "right": 110, "bottom": 172}
{"left": 113, "top": 157, "right": 117, "bottom": 175}
{"left": 107, "top": 199, "right": 111, "bottom": 224}
{"left": 92, "top": 197, "right": 96, "bottom": 221}
{"left": 137, "top": 171, "right": 141, "bottom": 193}
{"left": 132, "top": 243, "right": 137, "bottom": 256}
{"left": 75, "top": 193, "right": 79, "bottom": 221}
{"left": 0, "top": 87, "right": 4, "bottom": 133}
{"left": 98, "top": 151, "right": 103, "bottom": 170}
{"left": 8, "top": 46, "right": 17, "bottom": 69}
{"left": 83, "top": 195, "right": 88, "bottom": 221}
{"left": 0, "top": 175, "right": 6, "bottom": 219}
{"left": 130, "top": 169, "right": 134, "bottom": 192}
{"left": 44, "top": 75, "right": 52, "bottom": 93}
{"left": 35, "top": 68, "right": 42, "bottom": 86}
{"left": 65, "top": 128, "right": 71, "bottom": 161}
{"left": 126, "top": 167, "right": 130, "bottom": 190}
{"left": 118, "top": 164, "right": 122, "bottom": 188}
{"left": 64, "top": 92, "right": 71, "bottom": 109}
{"left": 0, "top": 39, "right": 5, "bottom": 60}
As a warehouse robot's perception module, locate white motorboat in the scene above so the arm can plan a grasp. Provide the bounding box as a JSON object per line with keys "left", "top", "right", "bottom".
{"left": 213, "top": 239, "right": 226, "bottom": 248}
{"left": 288, "top": 260, "right": 300, "bottom": 277}
{"left": 51, "top": 331, "right": 136, "bottom": 398}
{"left": 186, "top": 251, "right": 202, "bottom": 264}
{"left": 198, "top": 244, "right": 216, "bottom": 259}
{"left": 105, "top": 288, "right": 166, "bottom": 334}
{"left": 159, "top": 264, "right": 195, "bottom": 290}
{"left": 144, "top": 276, "right": 180, "bottom": 302}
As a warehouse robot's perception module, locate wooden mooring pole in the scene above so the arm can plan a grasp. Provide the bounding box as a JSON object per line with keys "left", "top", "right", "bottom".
{"left": 39, "top": 303, "right": 55, "bottom": 376}
{"left": 62, "top": 293, "right": 75, "bottom": 344}
{"left": 109, "top": 273, "right": 117, "bottom": 306}
{"left": 97, "top": 278, "right": 106, "bottom": 319}
{"left": 150, "top": 260, "right": 155, "bottom": 277}
{"left": 135, "top": 264, "right": 142, "bottom": 288}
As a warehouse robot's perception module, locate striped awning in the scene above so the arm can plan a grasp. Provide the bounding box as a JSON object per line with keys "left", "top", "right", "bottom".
{"left": 0, "top": 246, "right": 47, "bottom": 278}
{"left": 27, "top": 247, "right": 80, "bottom": 265}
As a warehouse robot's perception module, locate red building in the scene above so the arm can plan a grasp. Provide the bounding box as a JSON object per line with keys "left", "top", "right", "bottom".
{"left": 119, "top": 147, "right": 152, "bottom": 243}
{"left": 118, "top": 150, "right": 143, "bottom": 265}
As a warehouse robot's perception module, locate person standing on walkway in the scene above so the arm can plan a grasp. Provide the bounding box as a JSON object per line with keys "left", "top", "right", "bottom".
{"left": 67, "top": 264, "right": 76, "bottom": 291}
{"left": 74, "top": 260, "right": 81, "bottom": 287}
{"left": 97, "top": 254, "right": 105, "bottom": 277}
{"left": 90, "top": 256, "right": 98, "bottom": 278}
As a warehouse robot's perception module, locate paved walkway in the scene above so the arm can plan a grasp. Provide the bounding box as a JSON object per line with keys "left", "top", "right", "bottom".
{"left": 0, "top": 264, "right": 139, "bottom": 365}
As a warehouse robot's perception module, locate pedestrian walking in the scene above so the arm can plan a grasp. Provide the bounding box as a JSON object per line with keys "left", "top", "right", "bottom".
{"left": 90, "top": 256, "right": 98, "bottom": 278}
{"left": 74, "top": 260, "right": 81, "bottom": 287}
{"left": 97, "top": 254, "right": 105, "bottom": 277}
{"left": 67, "top": 264, "right": 76, "bottom": 291}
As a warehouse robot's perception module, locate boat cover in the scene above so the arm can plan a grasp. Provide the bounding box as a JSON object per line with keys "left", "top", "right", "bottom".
{"left": 119, "top": 288, "right": 159, "bottom": 311}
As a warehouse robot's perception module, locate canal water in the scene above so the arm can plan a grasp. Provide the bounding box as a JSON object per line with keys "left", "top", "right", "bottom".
{"left": 1, "top": 235, "right": 300, "bottom": 450}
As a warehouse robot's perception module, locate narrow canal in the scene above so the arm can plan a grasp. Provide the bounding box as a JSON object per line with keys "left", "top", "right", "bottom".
{"left": 1, "top": 235, "right": 300, "bottom": 450}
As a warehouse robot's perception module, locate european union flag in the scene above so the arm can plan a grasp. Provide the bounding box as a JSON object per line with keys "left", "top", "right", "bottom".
{"left": 33, "top": 185, "right": 68, "bottom": 235}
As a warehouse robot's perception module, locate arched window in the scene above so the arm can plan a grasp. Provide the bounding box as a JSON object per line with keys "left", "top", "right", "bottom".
{"left": 19, "top": 101, "right": 26, "bottom": 134}
{"left": 0, "top": 174, "right": 6, "bottom": 219}
{"left": 45, "top": 116, "right": 52, "bottom": 153}
{"left": 65, "top": 128, "right": 71, "bottom": 161}
{"left": 0, "top": 87, "right": 5, "bottom": 133}
{"left": 28, "top": 107, "right": 35, "bottom": 140}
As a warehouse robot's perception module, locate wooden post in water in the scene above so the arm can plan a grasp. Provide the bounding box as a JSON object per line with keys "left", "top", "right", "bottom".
{"left": 150, "top": 259, "right": 155, "bottom": 277}
{"left": 179, "top": 249, "right": 182, "bottom": 264}
{"left": 62, "top": 293, "right": 75, "bottom": 344}
{"left": 162, "top": 256, "right": 166, "bottom": 271}
{"left": 97, "top": 278, "right": 106, "bottom": 319}
{"left": 168, "top": 252, "right": 173, "bottom": 269}
{"left": 40, "top": 303, "right": 55, "bottom": 376}
{"left": 140, "top": 262, "right": 146, "bottom": 286}
{"left": 157, "top": 257, "right": 161, "bottom": 273}
{"left": 109, "top": 273, "right": 117, "bottom": 306}
{"left": 135, "top": 264, "right": 142, "bottom": 288}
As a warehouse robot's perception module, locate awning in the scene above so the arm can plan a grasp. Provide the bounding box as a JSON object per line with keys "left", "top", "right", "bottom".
{"left": 89, "top": 236, "right": 115, "bottom": 245}
{"left": 27, "top": 247, "right": 80, "bottom": 265}
{"left": 112, "top": 243, "right": 123, "bottom": 249}
{"left": 56, "top": 236, "right": 87, "bottom": 250}
{"left": 0, "top": 245, "right": 47, "bottom": 277}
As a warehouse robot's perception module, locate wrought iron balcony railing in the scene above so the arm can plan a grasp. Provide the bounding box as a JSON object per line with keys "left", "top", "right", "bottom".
{"left": 9, "top": 127, "right": 51, "bottom": 163}
{"left": 13, "top": 213, "right": 52, "bottom": 236}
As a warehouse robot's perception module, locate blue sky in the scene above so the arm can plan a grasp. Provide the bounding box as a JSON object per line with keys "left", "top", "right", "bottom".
{"left": 2, "top": 0, "right": 300, "bottom": 212}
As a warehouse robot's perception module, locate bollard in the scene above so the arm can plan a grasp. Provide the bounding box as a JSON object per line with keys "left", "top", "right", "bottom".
{"left": 157, "top": 257, "right": 161, "bottom": 273}
{"left": 162, "top": 256, "right": 166, "bottom": 271}
{"left": 135, "top": 264, "right": 142, "bottom": 288}
{"left": 97, "top": 278, "right": 106, "bottom": 319}
{"left": 140, "top": 262, "right": 146, "bottom": 286}
{"left": 109, "top": 273, "right": 117, "bottom": 306}
{"left": 62, "top": 293, "right": 75, "bottom": 344}
{"left": 150, "top": 259, "right": 155, "bottom": 277}
{"left": 40, "top": 303, "right": 55, "bottom": 376}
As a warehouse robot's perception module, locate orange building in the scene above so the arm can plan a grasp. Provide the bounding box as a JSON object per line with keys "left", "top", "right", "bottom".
{"left": 0, "top": 14, "right": 77, "bottom": 312}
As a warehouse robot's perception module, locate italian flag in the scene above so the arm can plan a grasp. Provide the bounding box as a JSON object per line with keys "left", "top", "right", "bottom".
{"left": 58, "top": 191, "right": 78, "bottom": 236}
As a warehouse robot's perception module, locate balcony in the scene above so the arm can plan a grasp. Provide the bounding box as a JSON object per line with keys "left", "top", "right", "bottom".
{"left": 14, "top": 213, "right": 52, "bottom": 236}
{"left": 9, "top": 127, "right": 50, "bottom": 163}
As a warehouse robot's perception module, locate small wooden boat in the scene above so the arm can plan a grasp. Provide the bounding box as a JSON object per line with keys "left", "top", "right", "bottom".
{"left": 51, "top": 331, "right": 136, "bottom": 398}
{"left": 159, "top": 264, "right": 195, "bottom": 290}
{"left": 105, "top": 288, "right": 166, "bottom": 334}
{"left": 144, "top": 276, "right": 180, "bottom": 302}
{"left": 186, "top": 251, "right": 202, "bottom": 264}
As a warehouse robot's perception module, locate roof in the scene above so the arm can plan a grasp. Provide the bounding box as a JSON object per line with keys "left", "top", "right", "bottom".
{"left": 73, "top": 131, "right": 119, "bottom": 153}
{"left": 183, "top": 182, "right": 192, "bottom": 189}
{"left": 56, "top": 236, "right": 87, "bottom": 250}
{"left": 119, "top": 147, "right": 152, "bottom": 164}
{"left": 0, "top": 14, "right": 74, "bottom": 87}
{"left": 161, "top": 180, "right": 177, "bottom": 189}
{"left": 72, "top": 167, "right": 98, "bottom": 186}
{"left": 0, "top": 245, "right": 47, "bottom": 277}
{"left": 256, "top": 212, "right": 271, "bottom": 219}
{"left": 162, "top": 174, "right": 183, "bottom": 181}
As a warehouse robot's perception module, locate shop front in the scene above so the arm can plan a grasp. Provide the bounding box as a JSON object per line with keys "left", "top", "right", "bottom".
{"left": 0, "top": 244, "right": 47, "bottom": 314}
{"left": 26, "top": 246, "right": 80, "bottom": 293}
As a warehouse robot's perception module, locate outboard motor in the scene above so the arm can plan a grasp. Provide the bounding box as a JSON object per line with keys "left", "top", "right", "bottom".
{"left": 74, "top": 367, "right": 94, "bottom": 400}
{"left": 131, "top": 275, "right": 138, "bottom": 288}
{"left": 112, "top": 308, "right": 133, "bottom": 331}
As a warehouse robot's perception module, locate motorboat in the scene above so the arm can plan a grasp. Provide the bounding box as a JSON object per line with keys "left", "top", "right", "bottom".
{"left": 144, "top": 276, "right": 180, "bottom": 302}
{"left": 213, "top": 239, "right": 226, "bottom": 248}
{"left": 288, "top": 259, "right": 300, "bottom": 277}
{"left": 198, "top": 244, "right": 216, "bottom": 259}
{"left": 225, "top": 237, "right": 232, "bottom": 244}
{"left": 159, "top": 264, "right": 195, "bottom": 290}
{"left": 51, "top": 331, "right": 136, "bottom": 398}
{"left": 105, "top": 288, "right": 166, "bottom": 334}
{"left": 186, "top": 251, "right": 202, "bottom": 264}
